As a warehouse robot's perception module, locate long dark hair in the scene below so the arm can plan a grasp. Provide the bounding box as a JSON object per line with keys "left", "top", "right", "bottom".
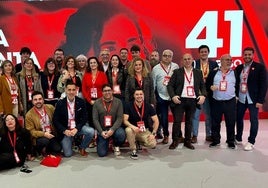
{"left": 1, "top": 114, "right": 22, "bottom": 134}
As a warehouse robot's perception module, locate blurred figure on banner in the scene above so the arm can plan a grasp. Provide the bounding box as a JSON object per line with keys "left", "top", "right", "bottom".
{"left": 60, "top": 1, "right": 156, "bottom": 61}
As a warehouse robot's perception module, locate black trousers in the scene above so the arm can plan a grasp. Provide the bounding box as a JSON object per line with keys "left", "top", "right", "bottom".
{"left": 210, "top": 97, "right": 236, "bottom": 143}
{"left": 171, "top": 98, "right": 196, "bottom": 142}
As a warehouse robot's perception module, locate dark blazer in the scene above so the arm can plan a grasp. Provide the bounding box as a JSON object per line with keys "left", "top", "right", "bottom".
{"left": 167, "top": 67, "right": 207, "bottom": 101}
{"left": 235, "top": 61, "right": 267, "bottom": 104}
{"left": 193, "top": 59, "right": 219, "bottom": 72}
{"left": 53, "top": 96, "right": 88, "bottom": 141}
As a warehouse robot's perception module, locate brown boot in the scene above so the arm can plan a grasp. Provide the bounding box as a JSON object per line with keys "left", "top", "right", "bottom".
{"left": 191, "top": 136, "right": 197, "bottom": 143}
{"left": 162, "top": 136, "right": 169, "bottom": 144}
{"left": 79, "top": 148, "right": 88, "bottom": 157}
{"left": 178, "top": 136, "right": 184, "bottom": 144}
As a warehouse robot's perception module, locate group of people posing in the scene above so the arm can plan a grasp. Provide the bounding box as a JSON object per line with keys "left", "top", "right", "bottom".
{"left": 0, "top": 44, "right": 267, "bottom": 171}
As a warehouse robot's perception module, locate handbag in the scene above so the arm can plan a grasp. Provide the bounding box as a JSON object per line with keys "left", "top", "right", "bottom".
{"left": 40, "top": 155, "right": 62, "bottom": 167}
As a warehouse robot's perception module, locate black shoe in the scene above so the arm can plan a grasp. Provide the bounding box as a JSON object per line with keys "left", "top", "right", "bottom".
{"left": 169, "top": 141, "right": 179, "bottom": 150}
{"left": 209, "top": 142, "right": 220, "bottom": 148}
{"left": 184, "top": 142, "right": 195, "bottom": 150}
{"left": 156, "top": 133, "right": 163, "bottom": 139}
{"left": 136, "top": 141, "right": 142, "bottom": 150}
{"left": 227, "top": 142, "right": 235, "bottom": 149}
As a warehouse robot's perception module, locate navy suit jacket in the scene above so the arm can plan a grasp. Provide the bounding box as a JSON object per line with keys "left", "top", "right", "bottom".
{"left": 193, "top": 59, "right": 219, "bottom": 73}
{"left": 53, "top": 96, "right": 88, "bottom": 141}
{"left": 235, "top": 61, "right": 267, "bottom": 104}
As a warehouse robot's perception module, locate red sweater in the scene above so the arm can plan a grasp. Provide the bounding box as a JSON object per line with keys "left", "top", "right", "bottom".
{"left": 82, "top": 71, "right": 108, "bottom": 103}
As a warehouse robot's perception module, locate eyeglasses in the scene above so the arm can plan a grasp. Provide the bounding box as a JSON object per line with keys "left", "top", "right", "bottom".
{"left": 163, "top": 54, "right": 172, "bottom": 58}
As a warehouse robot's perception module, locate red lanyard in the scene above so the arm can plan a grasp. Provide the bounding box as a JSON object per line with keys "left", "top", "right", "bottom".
{"left": 134, "top": 102, "right": 144, "bottom": 121}
{"left": 221, "top": 69, "right": 230, "bottom": 80}
{"left": 47, "top": 74, "right": 55, "bottom": 90}
{"left": 34, "top": 107, "right": 47, "bottom": 124}
{"left": 135, "top": 75, "right": 143, "bottom": 88}
{"left": 184, "top": 70, "right": 193, "bottom": 84}
{"left": 160, "top": 63, "right": 171, "bottom": 75}
{"left": 201, "top": 62, "right": 209, "bottom": 78}
{"left": 242, "top": 66, "right": 250, "bottom": 82}
{"left": 26, "top": 76, "right": 33, "bottom": 90}
{"left": 102, "top": 98, "right": 113, "bottom": 114}
{"left": 8, "top": 131, "right": 17, "bottom": 151}
{"left": 67, "top": 101, "right": 75, "bottom": 118}
{"left": 71, "top": 75, "right": 76, "bottom": 84}
{"left": 5, "top": 75, "right": 16, "bottom": 91}
{"left": 112, "top": 69, "right": 118, "bottom": 84}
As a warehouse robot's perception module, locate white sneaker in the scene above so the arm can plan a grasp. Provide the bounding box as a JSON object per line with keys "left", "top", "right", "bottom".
{"left": 244, "top": 142, "right": 254, "bottom": 151}
{"left": 114, "top": 146, "right": 121, "bottom": 156}
{"left": 235, "top": 139, "right": 242, "bottom": 145}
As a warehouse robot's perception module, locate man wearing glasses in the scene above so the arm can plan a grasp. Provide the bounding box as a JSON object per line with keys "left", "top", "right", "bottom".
{"left": 92, "top": 84, "right": 126, "bottom": 157}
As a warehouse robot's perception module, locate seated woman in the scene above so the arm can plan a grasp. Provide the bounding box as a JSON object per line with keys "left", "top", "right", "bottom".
{"left": 0, "top": 114, "right": 34, "bottom": 171}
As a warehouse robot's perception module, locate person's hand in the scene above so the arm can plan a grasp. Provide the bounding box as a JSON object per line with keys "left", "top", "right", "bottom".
{"left": 197, "top": 96, "right": 206, "bottom": 105}
{"left": 132, "top": 126, "right": 140, "bottom": 134}
{"left": 256, "top": 103, "right": 263, "bottom": 108}
{"left": 210, "top": 85, "right": 218, "bottom": 91}
{"left": 44, "top": 132, "right": 55, "bottom": 139}
{"left": 70, "top": 128, "right": 78, "bottom": 136}
{"left": 101, "top": 131, "right": 108, "bottom": 139}
{"left": 106, "top": 129, "right": 114, "bottom": 138}
{"left": 147, "top": 134, "right": 155, "bottom": 141}
{"left": 172, "top": 95, "right": 181, "bottom": 104}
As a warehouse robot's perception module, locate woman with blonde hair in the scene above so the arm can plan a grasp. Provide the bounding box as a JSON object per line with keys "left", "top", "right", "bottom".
{"left": 125, "top": 57, "right": 155, "bottom": 105}
{"left": 16, "top": 58, "right": 43, "bottom": 115}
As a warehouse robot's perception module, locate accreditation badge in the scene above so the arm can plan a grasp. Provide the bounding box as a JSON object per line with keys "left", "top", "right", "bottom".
{"left": 186, "top": 86, "right": 195, "bottom": 97}
{"left": 104, "top": 115, "right": 112, "bottom": 127}
{"left": 137, "top": 121, "right": 146, "bottom": 132}
{"left": 47, "top": 90, "right": 54, "bottom": 99}
{"left": 90, "top": 87, "right": 98, "bottom": 98}
{"left": 163, "top": 76, "right": 171, "bottom": 86}
{"left": 219, "top": 81, "right": 227, "bottom": 91}
{"left": 240, "top": 83, "right": 248, "bottom": 93}
{"left": 113, "top": 85, "right": 121, "bottom": 94}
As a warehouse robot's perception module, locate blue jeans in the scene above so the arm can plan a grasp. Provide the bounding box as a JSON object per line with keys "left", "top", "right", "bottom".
{"left": 96, "top": 127, "right": 126, "bottom": 157}
{"left": 156, "top": 95, "right": 170, "bottom": 137}
{"left": 61, "top": 125, "right": 94, "bottom": 157}
{"left": 192, "top": 98, "right": 211, "bottom": 137}
{"left": 236, "top": 101, "right": 259, "bottom": 144}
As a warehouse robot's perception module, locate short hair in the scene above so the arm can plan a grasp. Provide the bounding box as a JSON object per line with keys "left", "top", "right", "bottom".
{"left": 243, "top": 47, "right": 254, "bottom": 53}
{"left": 102, "top": 83, "right": 112, "bottom": 91}
{"left": 20, "top": 47, "right": 32, "bottom": 55}
{"left": 54, "top": 48, "right": 64, "bottom": 55}
{"left": 133, "top": 87, "right": 143, "bottom": 94}
{"left": 65, "top": 79, "right": 76, "bottom": 88}
{"left": 120, "top": 48, "right": 128, "bottom": 52}
{"left": 198, "top": 45, "right": 210, "bottom": 53}
{"left": 130, "top": 44, "right": 141, "bottom": 52}
{"left": 31, "top": 91, "right": 44, "bottom": 99}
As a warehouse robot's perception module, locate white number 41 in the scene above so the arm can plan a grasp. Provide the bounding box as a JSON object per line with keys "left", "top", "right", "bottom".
{"left": 185, "top": 10, "right": 243, "bottom": 58}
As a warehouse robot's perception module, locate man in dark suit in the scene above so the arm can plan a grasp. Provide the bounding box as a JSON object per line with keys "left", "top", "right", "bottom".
{"left": 235, "top": 47, "right": 267, "bottom": 151}
{"left": 53, "top": 80, "right": 94, "bottom": 157}
{"left": 167, "top": 53, "right": 207, "bottom": 150}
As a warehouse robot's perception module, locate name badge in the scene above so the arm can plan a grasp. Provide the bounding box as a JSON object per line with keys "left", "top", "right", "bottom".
{"left": 90, "top": 88, "right": 98, "bottom": 98}
{"left": 47, "top": 90, "right": 54, "bottom": 99}
{"left": 11, "top": 94, "right": 18, "bottom": 104}
{"left": 219, "top": 81, "right": 227, "bottom": 91}
{"left": 14, "top": 151, "right": 20, "bottom": 163}
{"left": 28, "top": 91, "right": 33, "bottom": 101}
{"left": 240, "top": 83, "right": 248, "bottom": 93}
{"left": 69, "top": 119, "right": 76, "bottom": 129}
{"left": 44, "top": 125, "right": 51, "bottom": 133}
{"left": 163, "top": 76, "right": 171, "bottom": 86}
{"left": 113, "top": 85, "right": 121, "bottom": 94}
{"left": 11, "top": 84, "right": 16, "bottom": 91}
{"left": 104, "top": 115, "right": 112, "bottom": 127}
{"left": 186, "top": 86, "right": 195, "bottom": 96}
{"left": 137, "top": 121, "right": 146, "bottom": 132}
